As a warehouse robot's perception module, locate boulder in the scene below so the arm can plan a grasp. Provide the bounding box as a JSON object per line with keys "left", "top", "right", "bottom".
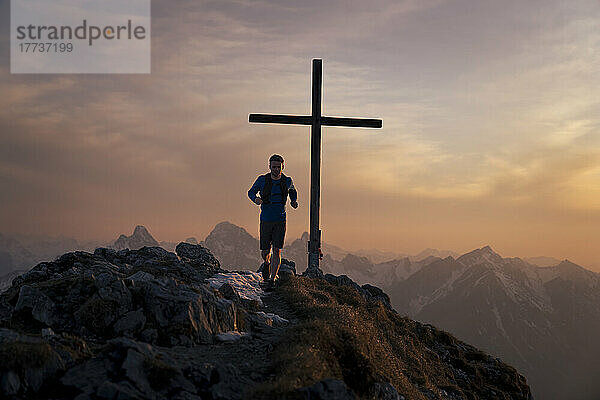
{"left": 113, "top": 309, "right": 146, "bottom": 337}
{"left": 279, "top": 258, "right": 297, "bottom": 275}
{"left": 302, "top": 265, "right": 324, "bottom": 279}
{"left": 14, "top": 285, "right": 59, "bottom": 326}
{"left": 368, "top": 382, "right": 404, "bottom": 400}
{"left": 175, "top": 242, "right": 221, "bottom": 272}
{"left": 136, "top": 278, "right": 236, "bottom": 345}
{"left": 218, "top": 283, "right": 241, "bottom": 303}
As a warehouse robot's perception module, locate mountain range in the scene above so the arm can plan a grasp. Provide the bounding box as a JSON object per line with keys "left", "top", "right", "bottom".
{"left": 2, "top": 222, "right": 597, "bottom": 398}
{"left": 388, "top": 246, "right": 600, "bottom": 400}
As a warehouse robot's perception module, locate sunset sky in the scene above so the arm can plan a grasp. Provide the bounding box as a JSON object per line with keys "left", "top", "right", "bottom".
{"left": 1, "top": 0, "right": 599, "bottom": 270}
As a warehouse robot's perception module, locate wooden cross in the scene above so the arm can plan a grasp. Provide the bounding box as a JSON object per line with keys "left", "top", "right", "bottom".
{"left": 249, "top": 59, "right": 382, "bottom": 271}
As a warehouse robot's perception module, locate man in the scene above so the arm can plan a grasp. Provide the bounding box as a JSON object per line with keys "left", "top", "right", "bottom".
{"left": 248, "top": 154, "right": 298, "bottom": 288}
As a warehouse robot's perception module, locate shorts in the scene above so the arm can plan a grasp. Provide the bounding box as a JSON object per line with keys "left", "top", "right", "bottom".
{"left": 260, "top": 220, "right": 286, "bottom": 250}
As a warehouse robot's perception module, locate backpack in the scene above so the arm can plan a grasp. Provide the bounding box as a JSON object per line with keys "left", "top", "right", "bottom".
{"left": 260, "top": 173, "right": 289, "bottom": 205}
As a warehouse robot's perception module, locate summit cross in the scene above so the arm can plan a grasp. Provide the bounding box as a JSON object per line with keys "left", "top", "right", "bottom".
{"left": 249, "top": 58, "right": 382, "bottom": 271}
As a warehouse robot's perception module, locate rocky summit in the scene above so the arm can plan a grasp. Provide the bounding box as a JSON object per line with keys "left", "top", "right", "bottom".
{"left": 0, "top": 243, "right": 532, "bottom": 399}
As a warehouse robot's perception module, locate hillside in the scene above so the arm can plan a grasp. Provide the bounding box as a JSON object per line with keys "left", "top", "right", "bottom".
{"left": 0, "top": 244, "right": 531, "bottom": 399}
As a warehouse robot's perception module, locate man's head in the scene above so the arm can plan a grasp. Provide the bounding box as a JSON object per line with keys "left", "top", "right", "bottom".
{"left": 269, "top": 154, "right": 284, "bottom": 179}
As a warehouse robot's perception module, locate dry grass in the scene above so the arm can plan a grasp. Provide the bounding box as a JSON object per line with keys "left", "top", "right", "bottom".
{"left": 249, "top": 274, "right": 529, "bottom": 400}
{"left": 0, "top": 341, "right": 54, "bottom": 372}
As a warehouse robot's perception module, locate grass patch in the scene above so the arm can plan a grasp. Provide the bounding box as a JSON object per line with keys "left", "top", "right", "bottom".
{"left": 0, "top": 341, "right": 54, "bottom": 372}
{"left": 75, "top": 296, "right": 119, "bottom": 336}
{"left": 250, "top": 274, "right": 530, "bottom": 400}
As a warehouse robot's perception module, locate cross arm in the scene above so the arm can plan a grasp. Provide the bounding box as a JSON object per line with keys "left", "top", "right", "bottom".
{"left": 249, "top": 114, "right": 313, "bottom": 126}
{"left": 321, "top": 116, "right": 382, "bottom": 128}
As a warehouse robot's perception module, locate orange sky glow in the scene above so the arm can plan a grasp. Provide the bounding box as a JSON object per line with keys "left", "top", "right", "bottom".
{"left": 1, "top": 0, "right": 599, "bottom": 270}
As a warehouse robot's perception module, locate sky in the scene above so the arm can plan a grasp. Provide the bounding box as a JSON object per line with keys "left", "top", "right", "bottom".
{"left": 1, "top": 0, "right": 599, "bottom": 270}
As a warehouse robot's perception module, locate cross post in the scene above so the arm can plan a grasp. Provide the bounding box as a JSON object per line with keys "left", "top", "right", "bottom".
{"left": 249, "top": 59, "right": 382, "bottom": 272}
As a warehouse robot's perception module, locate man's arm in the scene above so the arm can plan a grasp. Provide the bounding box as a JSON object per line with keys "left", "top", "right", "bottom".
{"left": 288, "top": 177, "right": 298, "bottom": 208}
{"left": 248, "top": 176, "right": 264, "bottom": 205}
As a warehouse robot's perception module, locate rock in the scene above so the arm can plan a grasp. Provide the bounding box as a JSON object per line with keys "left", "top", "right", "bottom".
{"left": 175, "top": 243, "right": 221, "bottom": 272}
{"left": 299, "top": 379, "right": 356, "bottom": 399}
{"left": 96, "top": 380, "right": 119, "bottom": 399}
{"left": 113, "top": 309, "right": 146, "bottom": 337}
{"left": 96, "top": 277, "right": 132, "bottom": 316}
{"left": 206, "top": 363, "right": 245, "bottom": 400}
{"left": 368, "top": 382, "right": 404, "bottom": 400}
{"left": 218, "top": 283, "right": 241, "bottom": 303}
{"left": 122, "top": 348, "right": 154, "bottom": 397}
{"left": 14, "top": 285, "right": 58, "bottom": 326}
{"left": 126, "top": 247, "right": 180, "bottom": 269}
{"left": 279, "top": 258, "right": 296, "bottom": 275}
{"left": 94, "top": 247, "right": 118, "bottom": 262}
{"left": 137, "top": 279, "right": 236, "bottom": 345}
{"left": 1, "top": 370, "right": 20, "bottom": 396}
{"left": 106, "top": 380, "right": 145, "bottom": 399}
{"left": 61, "top": 357, "right": 114, "bottom": 395}
{"left": 324, "top": 274, "right": 362, "bottom": 293}
{"left": 255, "top": 312, "right": 289, "bottom": 326}
{"left": 240, "top": 298, "right": 261, "bottom": 312}
{"left": 302, "top": 265, "right": 324, "bottom": 279}
{"left": 215, "top": 332, "right": 248, "bottom": 343}
{"left": 323, "top": 275, "right": 393, "bottom": 309}
{"left": 361, "top": 284, "right": 392, "bottom": 307}
{"left": 140, "top": 328, "right": 158, "bottom": 344}
{"left": 62, "top": 338, "right": 167, "bottom": 398}
{"left": 127, "top": 270, "right": 156, "bottom": 283}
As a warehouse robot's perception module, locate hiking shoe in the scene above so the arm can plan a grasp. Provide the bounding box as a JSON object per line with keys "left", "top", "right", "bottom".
{"left": 258, "top": 261, "right": 270, "bottom": 281}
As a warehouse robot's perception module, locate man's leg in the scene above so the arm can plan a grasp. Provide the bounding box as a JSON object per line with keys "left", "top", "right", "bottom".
{"left": 261, "top": 249, "right": 271, "bottom": 263}
{"left": 259, "top": 221, "right": 273, "bottom": 280}
{"left": 270, "top": 220, "right": 286, "bottom": 280}
{"left": 260, "top": 249, "right": 271, "bottom": 281}
{"left": 270, "top": 247, "right": 282, "bottom": 280}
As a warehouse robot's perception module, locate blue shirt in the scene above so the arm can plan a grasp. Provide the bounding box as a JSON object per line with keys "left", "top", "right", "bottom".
{"left": 248, "top": 174, "right": 298, "bottom": 222}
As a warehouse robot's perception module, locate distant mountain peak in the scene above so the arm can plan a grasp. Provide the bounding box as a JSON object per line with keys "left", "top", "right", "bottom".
{"left": 413, "top": 248, "right": 459, "bottom": 261}
{"left": 457, "top": 245, "right": 503, "bottom": 266}
{"left": 202, "top": 222, "right": 261, "bottom": 269}
{"left": 558, "top": 259, "right": 577, "bottom": 267}
{"left": 133, "top": 225, "right": 150, "bottom": 235}
{"left": 210, "top": 221, "right": 252, "bottom": 236}
{"left": 214, "top": 221, "right": 235, "bottom": 229}
{"left": 555, "top": 259, "right": 596, "bottom": 278}
{"left": 110, "top": 225, "right": 159, "bottom": 251}
{"left": 185, "top": 237, "right": 198, "bottom": 245}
